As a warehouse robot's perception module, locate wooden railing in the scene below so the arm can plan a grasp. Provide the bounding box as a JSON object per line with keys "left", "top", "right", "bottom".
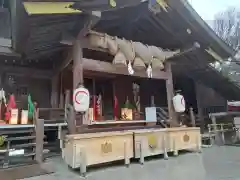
{"left": 203, "top": 106, "right": 227, "bottom": 116}
{"left": 0, "top": 125, "right": 37, "bottom": 168}
{"left": 0, "top": 119, "right": 66, "bottom": 169}
{"left": 207, "top": 123, "right": 239, "bottom": 145}
{"left": 0, "top": 89, "right": 72, "bottom": 169}
{"left": 34, "top": 107, "right": 68, "bottom": 159}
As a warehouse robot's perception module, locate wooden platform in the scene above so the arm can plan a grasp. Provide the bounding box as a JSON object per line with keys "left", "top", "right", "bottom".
{"left": 165, "top": 127, "right": 201, "bottom": 155}
{"left": 63, "top": 131, "right": 134, "bottom": 175}
{"left": 133, "top": 129, "right": 168, "bottom": 163}
{"left": 62, "top": 127, "right": 201, "bottom": 175}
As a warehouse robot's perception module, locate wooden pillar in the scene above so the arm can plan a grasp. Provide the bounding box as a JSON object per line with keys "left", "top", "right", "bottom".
{"left": 70, "top": 13, "right": 101, "bottom": 132}
{"left": 58, "top": 72, "right": 64, "bottom": 108}
{"left": 64, "top": 90, "right": 70, "bottom": 118}
{"left": 72, "top": 39, "right": 84, "bottom": 127}
{"left": 66, "top": 38, "right": 84, "bottom": 133}
{"left": 165, "top": 62, "right": 177, "bottom": 126}
{"left": 195, "top": 83, "right": 204, "bottom": 133}
{"left": 73, "top": 40, "right": 84, "bottom": 89}
{"left": 35, "top": 118, "right": 44, "bottom": 164}
{"left": 190, "top": 107, "right": 196, "bottom": 127}
{"left": 59, "top": 93, "right": 64, "bottom": 108}
{"left": 50, "top": 74, "right": 58, "bottom": 108}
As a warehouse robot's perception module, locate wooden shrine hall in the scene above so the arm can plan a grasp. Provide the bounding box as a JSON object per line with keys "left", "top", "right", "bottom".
{"left": 0, "top": 0, "right": 238, "bottom": 176}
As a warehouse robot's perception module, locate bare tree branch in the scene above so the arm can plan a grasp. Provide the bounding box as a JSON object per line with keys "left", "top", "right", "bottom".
{"left": 213, "top": 7, "right": 240, "bottom": 50}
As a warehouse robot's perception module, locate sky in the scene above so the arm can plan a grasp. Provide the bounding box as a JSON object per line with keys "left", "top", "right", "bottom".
{"left": 189, "top": 0, "right": 240, "bottom": 20}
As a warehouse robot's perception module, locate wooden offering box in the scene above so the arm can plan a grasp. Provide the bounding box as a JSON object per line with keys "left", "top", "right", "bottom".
{"left": 63, "top": 131, "right": 134, "bottom": 175}
{"left": 133, "top": 129, "right": 168, "bottom": 164}
{"left": 165, "top": 127, "right": 201, "bottom": 155}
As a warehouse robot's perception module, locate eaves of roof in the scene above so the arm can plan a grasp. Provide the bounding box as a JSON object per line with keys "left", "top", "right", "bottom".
{"left": 172, "top": 0, "right": 236, "bottom": 58}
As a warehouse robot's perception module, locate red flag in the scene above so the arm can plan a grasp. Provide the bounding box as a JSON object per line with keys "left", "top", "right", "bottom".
{"left": 114, "top": 95, "right": 118, "bottom": 120}
{"left": 5, "top": 94, "right": 16, "bottom": 121}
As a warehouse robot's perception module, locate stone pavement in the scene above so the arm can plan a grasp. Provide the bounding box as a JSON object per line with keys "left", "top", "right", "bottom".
{"left": 23, "top": 146, "right": 240, "bottom": 180}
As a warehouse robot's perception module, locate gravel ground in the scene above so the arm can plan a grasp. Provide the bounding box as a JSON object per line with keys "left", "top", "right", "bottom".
{"left": 23, "top": 146, "right": 240, "bottom": 180}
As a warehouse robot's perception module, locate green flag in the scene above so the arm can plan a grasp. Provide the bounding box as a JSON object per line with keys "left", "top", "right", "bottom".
{"left": 28, "top": 94, "right": 34, "bottom": 119}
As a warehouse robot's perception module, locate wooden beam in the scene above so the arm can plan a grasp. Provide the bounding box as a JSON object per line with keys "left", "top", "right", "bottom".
{"left": 0, "top": 66, "right": 52, "bottom": 79}
{"left": 56, "top": 12, "right": 101, "bottom": 74}
{"left": 61, "top": 34, "right": 108, "bottom": 53}
{"left": 54, "top": 47, "right": 72, "bottom": 75}
{"left": 77, "top": 12, "right": 101, "bottom": 39}
{"left": 167, "top": 42, "right": 200, "bottom": 62}
{"left": 82, "top": 58, "right": 169, "bottom": 79}
{"left": 0, "top": 46, "right": 20, "bottom": 56}
{"left": 9, "top": 0, "right": 29, "bottom": 53}
{"left": 165, "top": 62, "right": 178, "bottom": 126}
{"left": 60, "top": 32, "right": 75, "bottom": 46}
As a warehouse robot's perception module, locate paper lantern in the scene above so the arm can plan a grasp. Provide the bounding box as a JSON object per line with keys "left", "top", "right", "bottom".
{"left": 73, "top": 86, "right": 90, "bottom": 112}
{"left": 21, "top": 110, "right": 28, "bottom": 124}
{"left": 10, "top": 109, "right": 18, "bottom": 124}
{"left": 121, "top": 108, "right": 133, "bottom": 120}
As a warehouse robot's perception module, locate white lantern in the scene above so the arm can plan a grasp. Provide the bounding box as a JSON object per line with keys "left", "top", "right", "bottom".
{"left": 172, "top": 93, "right": 185, "bottom": 113}
{"left": 73, "top": 86, "right": 90, "bottom": 112}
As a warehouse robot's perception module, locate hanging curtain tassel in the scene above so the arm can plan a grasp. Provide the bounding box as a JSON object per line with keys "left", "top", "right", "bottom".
{"left": 128, "top": 62, "right": 134, "bottom": 75}
{"left": 146, "top": 64, "right": 152, "bottom": 78}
